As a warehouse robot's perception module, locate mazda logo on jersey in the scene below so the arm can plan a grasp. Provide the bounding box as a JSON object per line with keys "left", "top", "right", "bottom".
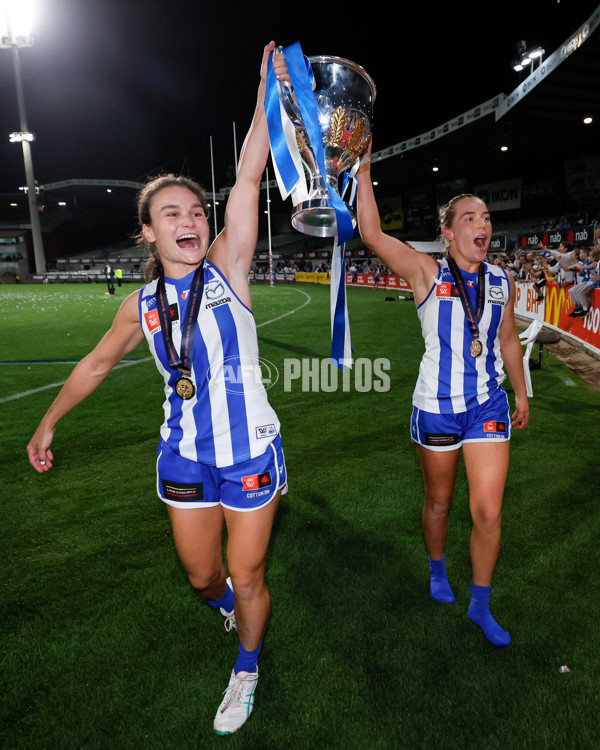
{"left": 241, "top": 471, "right": 272, "bottom": 492}
{"left": 205, "top": 280, "right": 225, "bottom": 300}
{"left": 489, "top": 286, "right": 504, "bottom": 300}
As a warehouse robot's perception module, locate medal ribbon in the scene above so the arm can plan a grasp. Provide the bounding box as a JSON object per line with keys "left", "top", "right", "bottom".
{"left": 446, "top": 257, "right": 486, "bottom": 343}
{"left": 156, "top": 262, "right": 205, "bottom": 375}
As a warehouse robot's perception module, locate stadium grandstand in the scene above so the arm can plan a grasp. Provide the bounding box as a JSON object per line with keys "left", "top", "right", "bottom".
{"left": 3, "top": 210, "right": 595, "bottom": 286}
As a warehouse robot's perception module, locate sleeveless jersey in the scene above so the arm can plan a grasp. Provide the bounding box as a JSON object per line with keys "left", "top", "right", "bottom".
{"left": 139, "top": 260, "right": 280, "bottom": 467}
{"left": 413, "top": 258, "right": 511, "bottom": 414}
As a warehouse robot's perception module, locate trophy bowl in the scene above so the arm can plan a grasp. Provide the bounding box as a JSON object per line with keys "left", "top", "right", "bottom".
{"left": 282, "top": 55, "right": 376, "bottom": 238}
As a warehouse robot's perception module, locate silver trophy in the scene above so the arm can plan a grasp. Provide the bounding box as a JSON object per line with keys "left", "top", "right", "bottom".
{"left": 280, "top": 55, "right": 376, "bottom": 237}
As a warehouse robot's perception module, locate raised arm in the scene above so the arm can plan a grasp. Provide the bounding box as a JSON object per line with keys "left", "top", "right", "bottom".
{"left": 550, "top": 249, "right": 576, "bottom": 272}
{"left": 356, "top": 154, "right": 438, "bottom": 304}
{"left": 27, "top": 291, "right": 145, "bottom": 472}
{"left": 210, "top": 42, "right": 287, "bottom": 286}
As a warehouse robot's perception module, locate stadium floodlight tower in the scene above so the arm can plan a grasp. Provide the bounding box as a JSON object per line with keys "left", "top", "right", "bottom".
{"left": 512, "top": 40, "right": 545, "bottom": 73}
{"left": 1, "top": 0, "right": 46, "bottom": 273}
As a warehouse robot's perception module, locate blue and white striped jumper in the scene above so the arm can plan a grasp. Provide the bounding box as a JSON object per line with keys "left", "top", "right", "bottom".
{"left": 412, "top": 258, "right": 511, "bottom": 415}
{"left": 139, "top": 260, "right": 280, "bottom": 467}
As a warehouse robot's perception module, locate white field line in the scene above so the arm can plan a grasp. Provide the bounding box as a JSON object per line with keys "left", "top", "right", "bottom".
{"left": 0, "top": 288, "right": 312, "bottom": 404}
{"left": 0, "top": 357, "right": 154, "bottom": 404}
{"left": 256, "top": 288, "right": 311, "bottom": 327}
{"left": 559, "top": 375, "right": 577, "bottom": 387}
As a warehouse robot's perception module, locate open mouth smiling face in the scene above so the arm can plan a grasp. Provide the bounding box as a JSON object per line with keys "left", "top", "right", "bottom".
{"left": 474, "top": 234, "right": 488, "bottom": 251}
{"left": 176, "top": 233, "right": 201, "bottom": 250}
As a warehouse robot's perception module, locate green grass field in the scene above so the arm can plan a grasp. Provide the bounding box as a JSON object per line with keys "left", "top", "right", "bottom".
{"left": 1, "top": 282, "right": 600, "bottom": 750}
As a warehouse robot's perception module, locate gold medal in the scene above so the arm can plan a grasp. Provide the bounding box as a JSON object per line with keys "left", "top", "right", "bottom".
{"left": 470, "top": 339, "right": 483, "bottom": 358}
{"left": 175, "top": 375, "right": 196, "bottom": 400}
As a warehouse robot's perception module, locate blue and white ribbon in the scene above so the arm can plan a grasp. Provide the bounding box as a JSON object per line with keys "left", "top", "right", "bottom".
{"left": 330, "top": 161, "right": 359, "bottom": 369}
{"left": 330, "top": 241, "right": 353, "bottom": 369}
{"left": 265, "top": 46, "right": 309, "bottom": 205}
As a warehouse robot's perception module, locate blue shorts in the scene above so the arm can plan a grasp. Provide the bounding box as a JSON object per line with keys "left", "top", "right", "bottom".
{"left": 156, "top": 434, "right": 287, "bottom": 511}
{"left": 411, "top": 388, "right": 511, "bottom": 451}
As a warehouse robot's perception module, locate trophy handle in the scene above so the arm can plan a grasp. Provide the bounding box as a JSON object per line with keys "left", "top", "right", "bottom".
{"left": 275, "top": 46, "right": 305, "bottom": 127}
{"left": 281, "top": 84, "right": 303, "bottom": 127}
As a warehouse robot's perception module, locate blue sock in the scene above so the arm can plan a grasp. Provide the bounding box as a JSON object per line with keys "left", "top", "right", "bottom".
{"left": 207, "top": 581, "right": 235, "bottom": 613}
{"left": 428, "top": 555, "right": 456, "bottom": 603}
{"left": 234, "top": 641, "right": 262, "bottom": 675}
{"left": 468, "top": 583, "right": 511, "bottom": 647}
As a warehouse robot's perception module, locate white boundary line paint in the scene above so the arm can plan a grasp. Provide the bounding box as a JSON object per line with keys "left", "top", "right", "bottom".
{"left": 559, "top": 376, "right": 577, "bottom": 387}
{"left": 0, "top": 287, "right": 312, "bottom": 404}
{"left": 0, "top": 358, "right": 154, "bottom": 404}
{"left": 256, "top": 288, "right": 311, "bottom": 328}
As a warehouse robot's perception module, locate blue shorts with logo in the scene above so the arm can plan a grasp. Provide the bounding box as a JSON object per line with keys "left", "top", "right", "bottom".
{"left": 156, "top": 434, "right": 287, "bottom": 511}
{"left": 411, "top": 387, "right": 511, "bottom": 451}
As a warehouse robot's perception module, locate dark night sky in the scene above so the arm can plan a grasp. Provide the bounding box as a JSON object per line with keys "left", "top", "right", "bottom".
{"left": 1, "top": 0, "right": 599, "bottom": 248}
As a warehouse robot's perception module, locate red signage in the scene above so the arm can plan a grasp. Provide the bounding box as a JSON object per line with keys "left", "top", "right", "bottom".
{"left": 544, "top": 284, "right": 600, "bottom": 349}
{"left": 346, "top": 273, "right": 412, "bottom": 291}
